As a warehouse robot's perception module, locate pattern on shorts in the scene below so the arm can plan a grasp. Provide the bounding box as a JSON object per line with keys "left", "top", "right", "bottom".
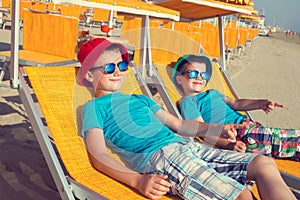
{"left": 144, "top": 141, "right": 257, "bottom": 199}
{"left": 238, "top": 121, "right": 300, "bottom": 161}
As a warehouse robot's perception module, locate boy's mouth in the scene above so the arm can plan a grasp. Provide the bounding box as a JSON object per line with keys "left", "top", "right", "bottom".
{"left": 109, "top": 78, "right": 122, "bottom": 82}
{"left": 192, "top": 81, "right": 204, "bottom": 85}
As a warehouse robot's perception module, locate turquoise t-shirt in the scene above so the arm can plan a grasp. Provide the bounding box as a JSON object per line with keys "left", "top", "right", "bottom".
{"left": 178, "top": 89, "right": 246, "bottom": 124}
{"left": 82, "top": 92, "right": 185, "bottom": 172}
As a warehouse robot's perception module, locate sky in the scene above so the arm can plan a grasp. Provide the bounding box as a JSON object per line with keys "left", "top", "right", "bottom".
{"left": 253, "top": 0, "right": 300, "bottom": 32}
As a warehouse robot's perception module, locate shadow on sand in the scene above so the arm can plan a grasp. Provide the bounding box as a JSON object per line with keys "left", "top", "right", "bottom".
{"left": 0, "top": 94, "right": 60, "bottom": 199}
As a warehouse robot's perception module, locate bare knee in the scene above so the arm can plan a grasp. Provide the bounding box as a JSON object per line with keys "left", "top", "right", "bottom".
{"left": 236, "top": 188, "right": 253, "bottom": 200}
{"left": 250, "top": 155, "right": 277, "bottom": 168}
{"left": 247, "top": 155, "right": 278, "bottom": 179}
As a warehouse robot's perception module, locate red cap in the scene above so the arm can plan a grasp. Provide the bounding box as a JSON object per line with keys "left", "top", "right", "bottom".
{"left": 77, "top": 38, "right": 129, "bottom": 86}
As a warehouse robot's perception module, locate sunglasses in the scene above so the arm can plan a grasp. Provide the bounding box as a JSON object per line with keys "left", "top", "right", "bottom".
{"left": 89, "top": 61, "right": 129, "bottom": 74}
{"left": 182, "top": 70, "right": 211, "bottom": 81}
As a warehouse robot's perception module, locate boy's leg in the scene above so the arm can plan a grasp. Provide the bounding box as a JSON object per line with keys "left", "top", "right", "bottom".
{"left": 246, "top": 155, "right": 296, "bottom": 200}
{"left": 236, "top": 189, "right": 255, "bottom": 200}
{"left": 145, "top": 141, "right": 256, "bottom": 199}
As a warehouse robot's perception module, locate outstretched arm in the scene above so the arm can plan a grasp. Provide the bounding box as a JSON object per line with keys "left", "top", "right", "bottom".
{"left": 85, "top": 128, "right": 170, "bottom": 199}
{"left": 223, "top": 96, "right": 284, "bottom": 114}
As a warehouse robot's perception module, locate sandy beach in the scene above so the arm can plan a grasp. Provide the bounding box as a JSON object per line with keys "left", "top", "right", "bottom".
{"left": 0, "top": 89, "right": 60, "bottom": 200}
{"left": 227, "top": 32, "right": 300, "bottom": 129}
{"left": 0, "top": 30, "right": 61, "bottom": 199}
{"left": 1, "top": 30, "right": 300, "bottom": 199}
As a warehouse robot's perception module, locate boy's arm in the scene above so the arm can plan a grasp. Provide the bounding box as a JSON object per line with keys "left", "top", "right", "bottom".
{"left": 154, "top": 109, "right": 246, "bottom": 142}
{"left": 203, "top": 135, "right": 246, "bottom": 152}
{"left": 223, "top": 96, "right": 284, "bottom": 113}
{"left": 189, "top": 117, "right": 246, "bottom": 152}
{"left": 85, "top": 128, "right": 170, "bottom": 199}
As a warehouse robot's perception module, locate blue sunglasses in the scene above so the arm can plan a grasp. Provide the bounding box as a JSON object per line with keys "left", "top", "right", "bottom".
{"left": 182, "top": 70, "right": 211, "bottom": 81}
{"left": 89, "top": 61, "right": 129, "bottom": 74}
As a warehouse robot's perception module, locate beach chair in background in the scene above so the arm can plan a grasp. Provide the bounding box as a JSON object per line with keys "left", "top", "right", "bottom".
{"left": 1, "top": 0, "right": 10, "bottom": 8}
{"left": 87, "top": 8, "right": 110, "bottom": 29}
{"left": 203, "top": 27, "right": 221, "bottom": 59}
{"left": 6, "top": 0, "right": 44, "bottom": 29}
{"left": 224, "top": 26, "right": 240, "bottom": 61}
{"left": 0, "top": 0, "right": 25, "bottom": 30}
{"left": 45, "top": 3, "right": 90, "bottom": 26}
{"left": 0, "top": 9, "right": 79, "bottom": 83}
{"left": 236, "top": 27, "right": 249, "bottom": 56}
{"left": 246, "top": 28, "right": 259, "bottom": 47}
{"left": 30, "top": 1, "right": 47, "bottom": 13}
{"left": 0, "top": 0, "right": 11, "bottom": 29}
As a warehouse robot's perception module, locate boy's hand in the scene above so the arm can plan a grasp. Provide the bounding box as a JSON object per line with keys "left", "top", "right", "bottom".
{"left": 137, "top": 174, "right": 170, "bottom": 199}
{"left": 222, "top": 124, "right": 248, "bottom": 143}
{"left": 262, "top": 100, "right": 284, "bottom": 114}
{"left": 233, "top": 141, "right": 246, "bottom": 152}
{"left": 225, "top": 141, "right": 246, "bottom": 152}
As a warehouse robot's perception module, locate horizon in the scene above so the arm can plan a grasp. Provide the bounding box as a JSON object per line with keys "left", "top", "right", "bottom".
{"left": 253, "top": 0, "right": 300, "bottom": 33}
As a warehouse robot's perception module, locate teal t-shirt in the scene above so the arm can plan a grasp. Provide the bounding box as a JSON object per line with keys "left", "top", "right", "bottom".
{"left": 178, "top": 89, "right": 246, "bottom": 124}
{"left": 82, "top": 92, "right": 185, "bottom": 172}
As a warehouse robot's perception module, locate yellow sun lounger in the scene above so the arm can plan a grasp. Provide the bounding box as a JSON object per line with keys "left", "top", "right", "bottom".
{"left": 16, "top": 54, "right": 300, "bottom": 200}
{"left": 18, "top": 65, "right": 185, "bottom": 200}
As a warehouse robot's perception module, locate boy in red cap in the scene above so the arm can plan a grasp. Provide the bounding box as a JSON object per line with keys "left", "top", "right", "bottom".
{"left": 78, "top": 38, "right": 296, "bottom": 200}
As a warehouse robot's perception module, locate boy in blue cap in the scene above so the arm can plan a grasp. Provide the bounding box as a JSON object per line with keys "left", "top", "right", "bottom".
{"left": 78, "top": 39, "right": 296, "bottom": 200}
{"left": 172, "top": 54, "right": 299, "bottom": 161}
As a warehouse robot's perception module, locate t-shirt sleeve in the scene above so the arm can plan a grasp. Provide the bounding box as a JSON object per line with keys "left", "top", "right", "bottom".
{"left": 212, "top": 89, "right": 225, "bottom": 98}
{"left": 81, "top": 101, "right": 102, "bottom": 137}
{"left": 179, "top": 97, "right": 201, "bottom": 120}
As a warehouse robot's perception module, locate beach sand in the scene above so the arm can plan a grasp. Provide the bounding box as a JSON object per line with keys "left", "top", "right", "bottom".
{"left": 227, "top": 32, "right": 300, "bottom": 129}
{"left": 1, "top": 31, "right": 300, "bottom": 199}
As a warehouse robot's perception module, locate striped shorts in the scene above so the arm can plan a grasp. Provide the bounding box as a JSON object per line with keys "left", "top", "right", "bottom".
{"left": 144, "top": 141, "right": 257, "bottom": 200}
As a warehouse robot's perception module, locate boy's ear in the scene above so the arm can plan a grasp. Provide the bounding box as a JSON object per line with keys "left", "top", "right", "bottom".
{"left": 175, "top": 75, "right": 183, "bottom": 85}
{"left": 84, "top": 71, "right": 94, "bottom": 83}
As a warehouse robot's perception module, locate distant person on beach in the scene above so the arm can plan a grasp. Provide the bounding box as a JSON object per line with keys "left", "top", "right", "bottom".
{"left": 77, "top": 38, "right": 296, "bottom": 199}
{"left": 173, "top": 54, "right": 299, "bottom": 162}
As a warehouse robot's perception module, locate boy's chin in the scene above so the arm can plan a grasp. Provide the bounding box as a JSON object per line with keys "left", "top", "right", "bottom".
{"left": 193, "top": 88, "right": 203, "bottom": 93}
{"left": 111, "top": 85, "right": 122, "bottom": 92}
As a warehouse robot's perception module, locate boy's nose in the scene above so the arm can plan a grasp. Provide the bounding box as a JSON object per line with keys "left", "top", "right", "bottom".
{"left": 195, "top": 74, "right": 203, "bottom": 80}
{"left": 113, "top": 65, "right": 121, "bottom": 76}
